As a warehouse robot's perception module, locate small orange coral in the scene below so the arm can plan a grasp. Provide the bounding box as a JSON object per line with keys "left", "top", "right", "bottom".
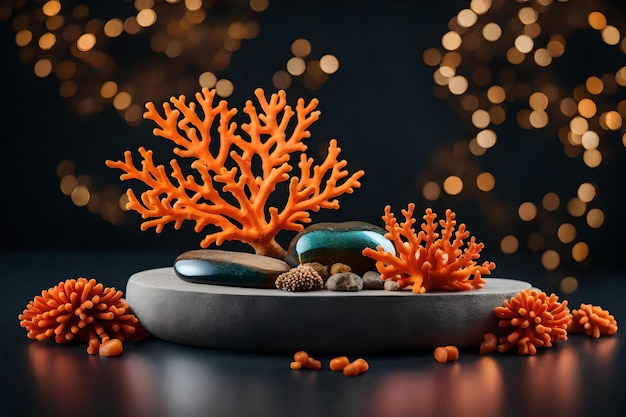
{"left": 18, "top": 278, "right": 141, "bottom": 355}
{"left": 569, "top": 303, "right": 618, "bottom": 338}
{"left": 494, "top": 289, "right": 571, "bottom": 355}
{"left": 362, "top": 203, "right": 495, "bottom": 293}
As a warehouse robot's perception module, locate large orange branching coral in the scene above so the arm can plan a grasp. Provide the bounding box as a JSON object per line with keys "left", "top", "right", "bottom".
{"left": 106, "top": 88, "right": 364, "bottom": 259}
{"left": 362, "top": 203, "right": 495, "bottom": 293}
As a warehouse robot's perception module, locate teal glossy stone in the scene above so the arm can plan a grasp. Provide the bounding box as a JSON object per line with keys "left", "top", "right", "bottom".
{"left": 174, "top": 249, "right": 291, "bottom": 288}
{"left": 285, "top": 221, "right": 395, "bottom": 275}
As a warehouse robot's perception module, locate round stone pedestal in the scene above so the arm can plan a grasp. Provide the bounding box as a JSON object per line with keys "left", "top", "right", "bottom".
{"left": 126, "top": 268, "right": 531, "bottom": 353}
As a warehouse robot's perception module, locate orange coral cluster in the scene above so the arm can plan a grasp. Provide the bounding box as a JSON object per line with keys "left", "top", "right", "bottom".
{"left": 106, "top": 88, "right": 364, "bottom": 259}
{"left": 569, "top": 303, "right": 618, "bottom": 338}
{"left": 495, "top": 289, "right": 571, "bottom": 355}
{"left": 18, "top": 278, "right": 141, "bottom": 355}
{"left": 362, "top": 203, "right": 495, "bottom": 293}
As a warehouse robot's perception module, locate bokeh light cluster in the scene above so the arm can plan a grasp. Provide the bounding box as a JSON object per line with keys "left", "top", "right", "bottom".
{"left": 2, "top": 1, "right": 342, "bottom": 227}
{"left": 3, "top": 0, "right": 268, "bottom": 126}
{"left": 421, "top": 0, "right": 625, "bottom": 293}
{"left": 271, "top": 37, "right": 340, "bottom": 90}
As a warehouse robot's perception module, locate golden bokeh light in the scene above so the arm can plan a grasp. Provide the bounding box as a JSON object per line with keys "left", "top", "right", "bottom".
{"left": 76, "top": 33, "right": 96, "bottom": 52}
{"left": 578, "top": 98, "right": 597, "bottom": 118}
{"left": 423, "top": 48, "right": 442, "bottom": 66}
{"left": 577, "top": 182, "right": 596, "bottom": 202}
{"left": 319, "top": 54, "right": 340, "bottom": 74}
{"left": 442, "top": 31, "right": 462, "bottom": 51}
{"left": 215, "top": 79, "right": 234, "bottom": 97}
{"left": 482, "top": 22, "right": 501, "bottom": 41}
{"left": 588, "top": 11, "right": 607, "bottom": 30}
{"left": 104, "top": 18, "right": 124, "bottom": 37}
{"left": 291, "top": 38, "right": 311, "bottom": 57}
{"left": 557, "top": 223, "right": 576, "bottom": 244}
{"left": 518, "top": 7, "right": 537, "bottom": 25}
{"left": 443, "top": 175, "right": 463, "bottom": 195}
{"left": 100, "top": 81, "right": 118, "bottom": 99}
{"left": 250, "top": 0, "right": 270, "bottom": 12}
{"left": 586, "top": 208, "right": 605, "bottom": 228}
{"left": 514, "top": 34, "right": 533, "bottom": 54}
{"left": 112, "top": 91, "right": 132, "bottom": 110}
{"left": 533, "top": 48, "right": 552, "bottom": 67}
{"left": 560, "top": 276, "right": 578, "bottom": 294}
{"left": 198, "top": 71, "right": 217, "bottom": 88}
{"left": 476, "top": 171, "right": 495, "bottom": 191}
{"left": 136, "top": 9, "right": 157, "bottom": 28}
{"left": 581, "top": 130, "right": 600, "bottom": 149}
{"left": 583, "top": 149, "right": 602, "bottom": 168}
{"left": 604, "top": 111, "right": 623, "bottom": 130}
{"left": 529, "top": 110, "right": 548, "bottom": 128}
{"left": 471, "top": 109, "right": 490, "bottom": 128}
{"left": 518, "top": 201, "right": 537, "bottom": 222}
{"left": 470, "top": 0, "right": 492, "bottom": 15}
{"left": 71, "top": 185, "right": 90, "bottom": 207}
{"left": 272, "top": 70, "right": 291, "bottom": 90}
{"left": 542, "top": 192, "right": 560, "bottom": 211}
{"left": 34, "top": 59, "right": 52, "bottom": 77}
{"left": 457, "top": 9, "right": 478, "bottom": 28}
{"left": 38, "top": 32, "right": 56, "bottom": 50}
{"left": 286, "top": 57, "right": 306, "bottom": 76}
{"left": 601, "top": 25, "right": 620, "bottom": 46}
{"left": 567, "top": 197, "right": 587, "bottom": 217}
{"left": 476, "top": 129, "right": 496, "bottom": 148}
{"left": 422, "top": 181, "right": 441, "bottom": 201}
{"left": 448, "top": 75, "right": 469, "bottom": 95}
{"left": 541, "top": 249, "right": 560, "bottom": 270}
{"left": 586, "top": 76, "right": 604, "bottom": 94}
{"left": 500, "top": 235, "right": 519, "bottom": 254}
{"left": 487, "top": 85, "right": 505, "bottom": 103}
{"left": 572, "top": 242, "right": 589, "bottom": 262}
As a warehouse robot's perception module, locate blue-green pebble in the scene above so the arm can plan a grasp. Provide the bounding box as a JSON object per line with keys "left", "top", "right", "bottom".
{"left": 285, "top": 221, "right": 395, "bottom": 275}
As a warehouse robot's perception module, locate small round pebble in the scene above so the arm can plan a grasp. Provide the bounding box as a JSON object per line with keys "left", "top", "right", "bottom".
{"left": 326, "top": 272, "right": 363, "bottom": 292}
{"left": 362, "top": 271, "right": 384, "bottom": 290}
{"left": 383, "top": 280, "right": 400, "bottom": 291}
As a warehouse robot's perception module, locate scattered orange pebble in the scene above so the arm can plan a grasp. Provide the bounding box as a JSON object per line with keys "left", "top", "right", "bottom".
{"left": 342, "top": 358, "right": 369, "bottom": 376}
{"left": 291, "top": 351, "right": 321, "bottom": 370}
{"left": 329, "top": 356, "right": 350, "bottom": 371}
{"left": 294, "top": 351, "right": 309, "bottom": 364}
{"left": 306, "top": 357, "right": 322, "bottom": 370}
{"left": 434, "top": 345, "right": 459, "bottom": 363}
{"left": 99, "top": 338, "right": 123, "bottom": 357}
{"left": 445, "top": 345, "right": 459, "bottom": 361}
{"left": 480, "top": 333, "right": 498, "bottom": 354}
{"left": 353, "top": 358, "right": 369, "bottom": 372}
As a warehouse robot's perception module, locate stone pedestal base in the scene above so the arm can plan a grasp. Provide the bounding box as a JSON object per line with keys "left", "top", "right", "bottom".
{"left": 126, "top": 268, "right": 531, "bottom": 353}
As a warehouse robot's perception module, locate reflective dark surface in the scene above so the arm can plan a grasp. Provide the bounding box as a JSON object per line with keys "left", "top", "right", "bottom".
{"left": 3, "top": 250, "right": 625, "bottom": 417}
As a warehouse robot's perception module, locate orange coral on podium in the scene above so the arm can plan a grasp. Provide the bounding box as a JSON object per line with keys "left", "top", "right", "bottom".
{"left": 106, "top": 88, "right": 364, "bottom": 259}
{"left": 362, "top": 203, "right": 495, "bottom": 293}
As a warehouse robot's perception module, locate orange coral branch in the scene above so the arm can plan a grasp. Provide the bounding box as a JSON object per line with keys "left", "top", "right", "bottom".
{"left": 106, "top": 88, "right": 364, "bottom": 258}
{"left": 362, "top": 204, "right": 495, "bottom": 293}
{"left": 568, "top": 303, "right": 618, "bottom": 338}
{"left": 494, "top": 289, "right": 571, "bottom": 355}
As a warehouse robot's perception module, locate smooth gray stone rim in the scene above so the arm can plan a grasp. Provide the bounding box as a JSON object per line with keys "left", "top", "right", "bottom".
{"left": 126, "top": 267, "right": 532, "bottom": 353}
